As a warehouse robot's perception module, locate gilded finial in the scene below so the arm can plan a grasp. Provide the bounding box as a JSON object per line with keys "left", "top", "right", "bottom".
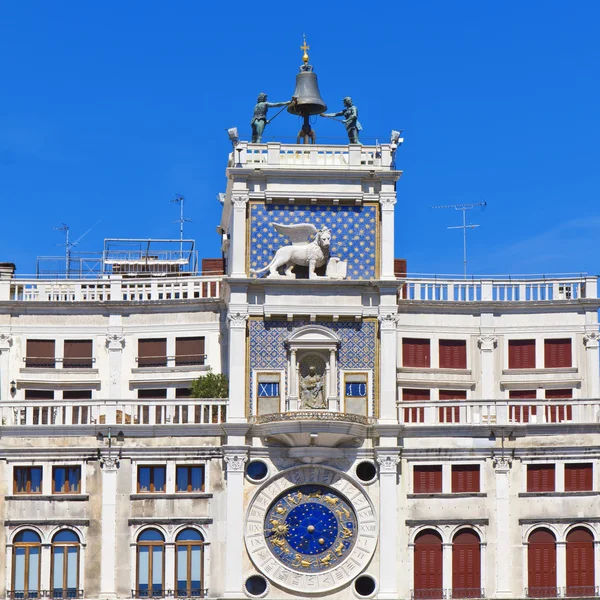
{"left": 301, "top": 34, "right": 310, "bottom": 65}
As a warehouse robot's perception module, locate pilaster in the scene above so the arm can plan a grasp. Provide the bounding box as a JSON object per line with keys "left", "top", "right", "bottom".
{"left": 378, "top": 314, "right": 398, "bottom": 422}
{"left": 227, "top": 313, "right": 249, "bottom": 422}
{"left": 0, "top": 333, "right": 13, "bottom": 401}
{"left": 223, "top": 449, "right": 249, "bottom": 598}
{"left": 99, "top": 454, "right": 120, "bottom": 600}
{"left": 379, "top": 195, "right": 397, "bottom": 280}
{"left": 493, "top": 454, "right": 512, "bottom": 598}
{"left": 105, "top": 334, "right": 125, "bottom": 400}
{"left": 230, "top": 196, "right": 249, "bottom": 278}
{"left": 375, "top": 450, "right": 401, "bottom": 599}
{"left": 478, "top": 335, "right": 498, "bottom": 399}
{"left": 584, "top": 332, "right": 600, "bottom": 398}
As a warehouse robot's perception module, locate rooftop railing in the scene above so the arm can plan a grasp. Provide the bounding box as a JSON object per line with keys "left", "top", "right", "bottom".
{"left": 5, "top": 275, "right": 222, "bottom": 302}
{"left": 398, "top": 275, "right": 597, "bottom": 302}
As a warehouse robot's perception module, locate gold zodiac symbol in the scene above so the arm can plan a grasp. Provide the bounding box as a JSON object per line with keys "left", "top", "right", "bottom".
{"left": 319, "top": 552, "right": 335, "bottom": 567}
{"left": 322, "top": 495, "right": 339, "bottom": 507}
{"left": 288, "top": 491, "right": 303, "bottom": 505}
{"left": 291, "top": 554, "right": 313, "bottom": 568}
{"left": 269, "top": 537, "right": 288, "bottom": 551}
{"left": 308, "top": 489, "right": 323, "bottom": 499}
{"left": 334, "top": 542, "right": 345, "bottom": 556}
{"left": 275, "top": 503, "right": 287, "bottom": 515}
{"left": 340, "top": 524, "right": 353, "bottom": 539}
{"left": 269, "top": 519, "right": 289, "bottom": 539}
{"left": 335, "top": 505, "right": 350, "bottom": 519}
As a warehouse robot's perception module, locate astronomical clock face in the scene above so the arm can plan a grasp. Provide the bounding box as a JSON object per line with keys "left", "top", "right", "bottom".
{"left": 245, "top": 465, "right": 377, "bottom": 594}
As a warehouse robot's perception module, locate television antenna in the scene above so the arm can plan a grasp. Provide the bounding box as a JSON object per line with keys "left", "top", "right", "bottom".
{"left": 432, "top": 201, "right": 487, "bottom": 278}
{"left": 54, "top": 219, "right": 102, "bottom": 278}
{"left": 171, "top": 194, "right": 191, "bottom": 254}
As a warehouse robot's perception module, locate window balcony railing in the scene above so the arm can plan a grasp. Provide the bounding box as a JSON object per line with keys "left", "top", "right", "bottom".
{"left": 7, "top": 591, "right": 84, "bottom": 599}
{"left": 23, "top": 357, "right": 95, "bottom": 369}
{"left": 525, "top": 587, "right": 600, "bottom": 599}
{"left": 131, "top": 589, "right": 209, "bottom": 599}
{"left": 135, "top": 354, "right": 207, "bottom": 368}
{"left": 410, "top": 589, "right": 484, "bottom": 600}
{"left": 1, "top": 398, "right": 228, "bottom": 427}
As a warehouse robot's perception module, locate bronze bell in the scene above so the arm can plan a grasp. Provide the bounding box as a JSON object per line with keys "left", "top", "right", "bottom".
{"left": 288, "top": 70, "right": 327, "bottom": 117}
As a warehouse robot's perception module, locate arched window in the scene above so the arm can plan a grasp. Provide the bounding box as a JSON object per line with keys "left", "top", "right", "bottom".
{"left": 137, "top": 529, "right": 165, "bottom": 598}
{"left": 414, "top": 530, "right": 443, "bottom": 599}
{"left": 452, "top": 529, "right": 481, "bottom": 598}
{"left": 528, "top": 528, "right": 557, "bottom": 598}
{"left": 175, "top": 529, "right": 206, "bottom": 597}
{"left": 51, "top": 530, "right": 80, "bottom": 599}
{"left": 566, "top": 527, "right": 595, "bottom": 597}
{"left": 12, "top": 530, "right": 41, "bottom": 598}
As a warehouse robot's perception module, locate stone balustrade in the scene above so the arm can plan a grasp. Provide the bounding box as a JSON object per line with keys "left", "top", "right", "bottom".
{"left": 399, "top": 276, "right": 597, "bottom": 302}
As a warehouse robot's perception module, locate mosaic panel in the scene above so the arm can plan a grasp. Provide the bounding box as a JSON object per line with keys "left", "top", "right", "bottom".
{"left": 249, "top": 203, "right": 378, "bottom": 280}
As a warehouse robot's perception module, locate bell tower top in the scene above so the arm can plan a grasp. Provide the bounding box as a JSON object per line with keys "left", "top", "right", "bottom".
{"left": 301, "top": 34, "right": 310, "bottom": 67}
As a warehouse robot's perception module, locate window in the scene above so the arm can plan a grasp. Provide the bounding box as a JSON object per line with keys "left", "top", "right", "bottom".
{"left": 452, "top": 530, "right": 482, "bottom": 598}
{"left": 545, "top": 389, "right": 573, "bottom": 423}
{"left": 403, "top": 338, "right": 430, "bottom": 368}
{"left": 403, "top": 389, "right": 430, "bottom": 423}
{"left": 256, "top": 373, "right": 280, "bottom": 416}
{"left": 566, "top": 528, "right": 595, "bottom": 597}
{"left": 12, "top": 530, "right": 41, "bottom": 598}
{"left": 439, "top": 390, "right": 467, "bottom": 423}
{"left": 509, "top": 390, "right": 537, "bottom": 423}
{"left": 345, "top": 373, "right": 368, "bottom": 416}
{"left": 452, "top": 465, "right": 480, "bottom": 493}
{"left": 414, "top": 531, "right": 443, "bottom": 599}
{"left": 137, "top": 389, "right": 168, "bottom": 399}
{"left": 508, "top": 339, "right": 536, "bottom": 369}
{"left": 62, "top": 390, "right": 92, "bottom": 400}
{"left": 136, "top": 529, "right": 165, "bottom": 597}
{"left": 24, "top": 390, "right": 54, "bottom": 400}
{"left": 439, "top": 340, "right": 467, "bottom": 369}
{"left": 26, "top": 339, "right": 55, "bottom": 368}
{"left": 14, "top": 467, "right": 42, "bottom": 494}
{"left": 63, "top": 340, "right": 93, "bottom": 369}
{"left": 176, "top": 466, "right": 205, "bottom": 493}
{"left": 175, "top": 337, "right": 205, "bottom": 366}
{"left": 137, "top": 466, "right": 166, "bottom": 493}
{"left": 23, "top": 392, "right": 56, "bottom": 425}
{"left": 176, "top": 388, "right": 192, "bottom": 399}
{"left": 545, "top": 339, "right": 572, "bottom": 368}
{"left": 51, "top": 530, "right": 80, "bottom": 598}
{"left": 52, "top": 466, "right": 81, "bottom": 494}
{"left": 175, "top": 529, "right": 206, "bottom": 597}
{"left": 138, "top": 339, "right": 167, "bottom": 368}
{"left": 414, "top": 465, "right": 442, "bottom": 494}
{"left": 527, "top": 464, "right": 555, "bottom": 492}
{"left": 528, "top": 529, "right": 557, "bottom": 598}
{"left": 565, "top": 464, "right": 593, "bottom": 492}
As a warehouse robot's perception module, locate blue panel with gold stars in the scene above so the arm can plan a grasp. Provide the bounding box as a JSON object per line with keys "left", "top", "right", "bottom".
{"left": 249, "top": 203, "right": 378, "bottom": 280}
{"left": 264, "top": 485, "right": 357, "bottom": 573}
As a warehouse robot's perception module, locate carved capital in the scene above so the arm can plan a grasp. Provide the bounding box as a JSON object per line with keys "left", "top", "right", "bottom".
{"left": 228, "top": 312, "right": 249, "bottom": 329}
{"left": 493, "top": 454, "right": 512, "bottom": 472}
{"left": 379, "top": 195, "right": 397, "bottom": 210}
{"left": 105, "top": 334, "right": 125, "bottom": 351}
{"left": 478, "top": 335, "right": 498, "bottom": 351}
{"left": 376, "top": 452, "right": 401, "bottom": 474}
{"left": 0, "top": 333, "right": 13, "bottom": 350}
{"left": 224, "top": 452, "right": 248, "bottom": 472}
{"left": 232, "top": 196, "right": 249, "bottom": 210}
{"left": 378, "top": 313, "right": 398, "bottom": 331}
{"left": 99, "top": 454, "right": 120, "bottom": 470}
{"left": 584, "top": 331, "right": 600, "bottom": 348}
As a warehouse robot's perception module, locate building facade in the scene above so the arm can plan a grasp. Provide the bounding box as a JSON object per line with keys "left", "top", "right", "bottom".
{"left": 0, "top": 136, "right": 599, "bottom": 600}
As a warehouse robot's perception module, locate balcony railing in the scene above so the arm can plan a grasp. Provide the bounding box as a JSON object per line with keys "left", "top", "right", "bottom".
{"left": 410, "top": 590, "right": 484, "bottom": 600}
{"left": 399, "top": 276, "right": 597, "bottom": 302}
{"left": 131, "top": 589, "right": 209, "bottom": 599}
{"left": 524, "top": 586, "right": 600, "bottom": 598}
{"left": 398, "top": 398, "right": 600, "bottom": 426}
{"left": 0, "top": 399, "right": 228, "bottom": 427}
{"left": 7, "top": 275, "right": 222, "bottom": 302}
{"left": 7, "top": 592, "right": 84, "bottom": 599}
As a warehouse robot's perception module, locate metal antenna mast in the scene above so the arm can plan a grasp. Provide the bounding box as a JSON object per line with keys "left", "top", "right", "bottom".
{"left": 54, "top": 223, "right": 71, "bottom": 277}
{"left": 171, "top": 195, "right": 191, "bottom": 254}
{"left": 432, "top": 202, "right": 486, "bottom": 278}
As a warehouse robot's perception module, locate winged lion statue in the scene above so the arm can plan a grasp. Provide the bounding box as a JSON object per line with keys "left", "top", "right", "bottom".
{"left": 251, "top": 222, "right": 332, "bottom": 279}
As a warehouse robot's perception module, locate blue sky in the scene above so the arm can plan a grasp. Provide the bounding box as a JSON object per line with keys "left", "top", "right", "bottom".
{"left": 1, "top": 2, "right": 599, "bottom": 277}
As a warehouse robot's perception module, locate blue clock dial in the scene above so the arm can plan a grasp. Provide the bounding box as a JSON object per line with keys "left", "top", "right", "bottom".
{"left": 263, "top": 484, "right": 357, "bottom": 573}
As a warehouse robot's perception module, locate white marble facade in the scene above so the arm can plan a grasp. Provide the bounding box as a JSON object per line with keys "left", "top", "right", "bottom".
{"left": 0, "top": 139, "right": 599, "bottom": 600}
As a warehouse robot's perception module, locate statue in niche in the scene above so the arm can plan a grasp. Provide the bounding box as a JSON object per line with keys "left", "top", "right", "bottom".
{"left": 299, "top": 365, "right": 327, "bottom": 409}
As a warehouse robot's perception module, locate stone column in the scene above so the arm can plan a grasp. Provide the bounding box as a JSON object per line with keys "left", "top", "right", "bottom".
{"left": 230, "top": 197, "right": 249, "bottom": 278}
{"left": 379, "top": 195, "right": 397, "bottom": 280}
{"left": 223, "top": 450, "right": 248, "bottom": 599}
{"left": 478, "top": 335, "right": 498, "bottom": 400}
{"left": 99, "top": 455, "right": 120, "bottom": 600}
{"left": 105, "top": 334, "right": 125, "bottom": 400}
{"left": 442, "top": 541, "right": 452, "bottom": 594}
{"left": 584, "top": 332, "right": 600, "bottom": 398}
{"left": 227, "top": 313, "right": 248, "bottom": 422}
{"left": 328, "top": 348, "right": 337, "bottom": 411}
{"left": 288, "top": 349, "right": 298, "bottom": 410}
{"left": 376, "top": 451, "right": 401, "bottom": 599}
{"left": 556, "top": 541, "right": 567, "bottom": 591}
{"left": 379, "top": 314, "right": 398, "bottom": 423}
{"left": 493, "top": 455, "right": 512, "bottom": 598}
{"left": 0, "top": 334, "right": 13, "bottom": 401}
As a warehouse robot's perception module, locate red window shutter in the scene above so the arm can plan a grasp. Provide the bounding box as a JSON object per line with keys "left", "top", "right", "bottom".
{"left": 201, "top": 258, "right": 225, "bottom": 275}
{"left": 394, "top": 259, "right": 407, "bottom": 278}
{"left": 509, "top": 340, "right": 536, "bottom": 369}
{"left": 63, "top": 340, "right": 93, "bottom": 368}
{"left": 566, "top": 528, "right": 594, "bottom": 595}
{"left": 544, "top": 389, "right": 573, "bottom": 423}
{"left": 439, "top": 340, "right": 467, "bottom": 369}
{"left": 452, "top": 465, "right": 480, "bottom": 493}
{"left": 565, "top": 464, "right": 593, "bottom": 492}
{"left": 439, "top": 390, "right": 466, "bottom": 423}
{"left": 403, "top": 338, "right": 431, "bottom": 368}
{"left": 414, "top": 531, "right": 443, "bottom": 598}
{"left": 544, "top": 339, "right": 572, "bottom": 368}
{"left": 26, "top": 339, "right": 55, "bottom": 368}
{"left": 414, "top": 465, "right": 442, "bottom": 493}
{"left": 527, "top": 465, "right": 555, "bottom": 492}
{"left": 403, "top": 388, "right": 430, "bottom": 423}
{"left": 528, "top": 529, "right": 557, "bottom": 596}
{"left": 509, "top": 390, "right": 537, "bottom": 423}
{"left": 452, "top": 530, "right": 481, "bottom": 596}
{"left": 138, "top": 338, "right": 167, "bottom": 367}
{"left": 175, "top": 337, "right": 205, "bottom": 366}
